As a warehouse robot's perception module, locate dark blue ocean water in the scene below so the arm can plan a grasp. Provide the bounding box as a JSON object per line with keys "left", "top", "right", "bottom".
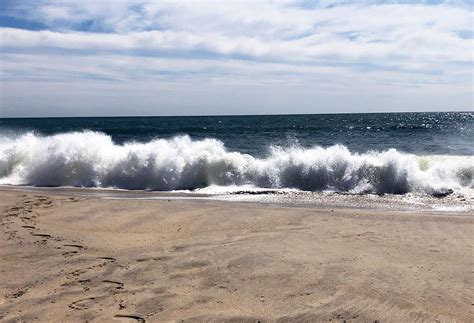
{"left": 0, "top": 112, "right": 472, "bottom": 156}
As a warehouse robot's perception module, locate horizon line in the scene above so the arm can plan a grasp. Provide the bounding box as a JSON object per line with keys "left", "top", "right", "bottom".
{"left": 1, "top": 109, "right": 472, "bottom": 119}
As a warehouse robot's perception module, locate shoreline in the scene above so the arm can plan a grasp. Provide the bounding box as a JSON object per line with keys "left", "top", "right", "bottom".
{"left": 0, "top": 185, "right": 472, "bottom": 215}
{"left": 0, "top": 187, "right": 473, "bottom": 321}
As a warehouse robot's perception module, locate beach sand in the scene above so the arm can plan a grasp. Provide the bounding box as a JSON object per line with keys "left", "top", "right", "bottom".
{"left": 0, "top": 188, "right": 472, "bottom": 322}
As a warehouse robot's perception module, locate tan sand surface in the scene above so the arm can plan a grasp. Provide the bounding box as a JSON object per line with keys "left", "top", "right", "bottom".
{"left": 0, "top": 188, "right": 473, "bottom": 322}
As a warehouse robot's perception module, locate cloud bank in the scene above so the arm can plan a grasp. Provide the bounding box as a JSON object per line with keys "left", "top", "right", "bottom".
{"left": 0, "top": 0, "right": 472, "bottom": 116}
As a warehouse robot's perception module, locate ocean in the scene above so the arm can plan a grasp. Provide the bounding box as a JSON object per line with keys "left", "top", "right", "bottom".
{"left": 0, "top": 112, "right": 472, "bottom": 199}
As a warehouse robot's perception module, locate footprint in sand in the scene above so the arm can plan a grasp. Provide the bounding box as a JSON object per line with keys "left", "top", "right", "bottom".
{"left": 62, "top": 244, "right": 85, "bottom": 257}
{"left": 31, "top": 233, "right": 51, "bottom": 238}
{"left": 7, "top": 289, "right": 27, "bottom": 299}
{"left": 65, "top": 269, "right": 88, "bottom": 280}
{"left": 64, "top": 244, "right": 85, "bottom": 249}
{"left": 68, "top": 297, "right": 97, "bottom": 310}
{"left": 114, "top": 314, "right": 146, "bottom": 322}
{"left": 102, "top": 280, "right": 124, "bottom": 290}
{"left": 78, "top": 279, "right": 91, "bottom": 284}
{"left": 135, "top": 256, "right": 171, "bottom": 263}
{"left": 62, "top": 250, "right": 79, "bottom": 257}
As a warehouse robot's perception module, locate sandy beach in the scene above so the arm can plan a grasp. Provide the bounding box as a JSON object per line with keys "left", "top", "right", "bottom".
{"left": 0, "top": 188, "right": 472, "bottom": 322}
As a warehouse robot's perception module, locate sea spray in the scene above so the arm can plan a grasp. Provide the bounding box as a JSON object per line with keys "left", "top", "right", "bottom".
{"left": 0, "top": 131, "right": 472, "bottom": 194}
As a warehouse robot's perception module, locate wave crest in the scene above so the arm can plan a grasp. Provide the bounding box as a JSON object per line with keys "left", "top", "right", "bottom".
{"left": 0, "top": 131, "right": 472, "bottom": 194}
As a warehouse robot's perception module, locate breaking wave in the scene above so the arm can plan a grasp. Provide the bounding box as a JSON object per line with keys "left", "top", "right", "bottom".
{"left": 0, "top": 131, "right": 472, "bottom": 195}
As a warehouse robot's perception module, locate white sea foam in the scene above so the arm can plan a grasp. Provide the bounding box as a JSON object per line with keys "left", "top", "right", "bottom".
{"left": 0, "top": 131, "right": 472, "bottom": 195}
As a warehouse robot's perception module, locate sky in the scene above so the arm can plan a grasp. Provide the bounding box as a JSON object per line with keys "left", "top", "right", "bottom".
{"left": 0, "top": 0, "right": 472, "bottom": 117}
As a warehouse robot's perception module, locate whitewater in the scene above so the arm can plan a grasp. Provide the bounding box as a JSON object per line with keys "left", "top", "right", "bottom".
{"left": 0, "top": 131, "right": 472, "bottom": 196}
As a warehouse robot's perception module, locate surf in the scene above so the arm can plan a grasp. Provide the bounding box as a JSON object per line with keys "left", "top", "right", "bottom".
{"left": 0, "top": 131, "right": 472, "bottom": 195}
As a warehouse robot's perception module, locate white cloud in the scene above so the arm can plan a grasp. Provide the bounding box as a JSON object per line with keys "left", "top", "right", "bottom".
{"left": 0, "top": 0, "right": 472, "bottom": 116}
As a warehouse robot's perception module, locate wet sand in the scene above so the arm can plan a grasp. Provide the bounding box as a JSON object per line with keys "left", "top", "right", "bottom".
{"left": 0, "top": 188, "right": 473, "bottom": 322}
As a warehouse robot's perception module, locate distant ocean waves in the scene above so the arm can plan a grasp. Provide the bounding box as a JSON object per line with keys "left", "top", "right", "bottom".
{"left": 0, "top": 131, "right": 472, "bottom": 195}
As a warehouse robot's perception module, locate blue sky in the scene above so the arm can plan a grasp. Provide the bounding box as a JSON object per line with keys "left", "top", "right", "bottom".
{"left": 0, "top": 0, "right": 472, "bottom": 117}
